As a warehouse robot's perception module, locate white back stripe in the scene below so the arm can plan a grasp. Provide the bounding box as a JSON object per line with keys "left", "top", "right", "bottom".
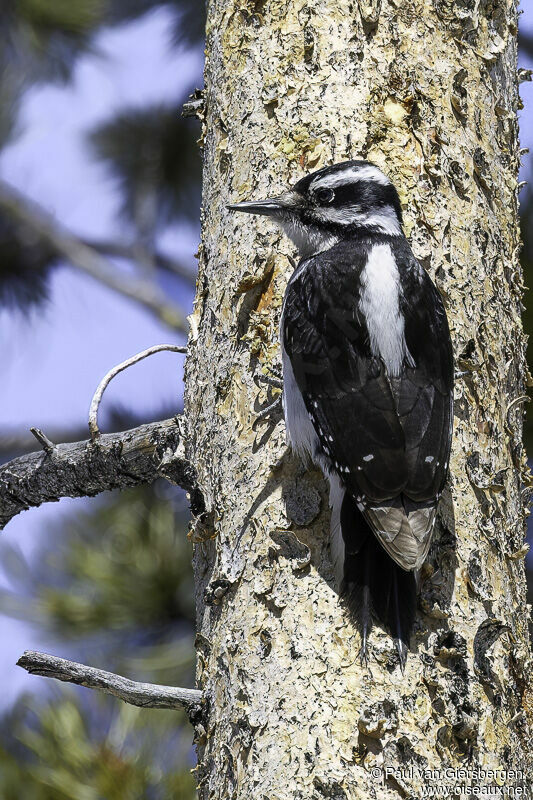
{"left": 359, "top": 243, "right": 412, "bottom": 376}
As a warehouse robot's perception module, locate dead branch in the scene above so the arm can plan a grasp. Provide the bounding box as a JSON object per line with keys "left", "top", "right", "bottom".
{"left": 0, "top": 426, "right": 93, "bottom": 458}
{"left": 0, "top": 417, "right": 202, "bottom": 530}
{"left": 17, "top": 650, "right": 202, "bottom": 714}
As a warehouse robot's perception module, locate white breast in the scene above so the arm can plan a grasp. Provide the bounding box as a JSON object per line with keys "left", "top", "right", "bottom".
{"left": 359, "top": 243, "right": 412, "bottom": 376}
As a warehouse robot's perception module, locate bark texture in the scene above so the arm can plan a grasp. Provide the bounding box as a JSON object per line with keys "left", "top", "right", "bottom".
{"left": 185, "top": 1, "right": 532, "bottom": 797}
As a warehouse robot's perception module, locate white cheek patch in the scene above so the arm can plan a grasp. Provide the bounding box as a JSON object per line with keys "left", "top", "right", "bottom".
{"left": 358, "top": 207, "right": 402, "bottom": 236}
{"left": 315, "top": 204, "right": 363, "bottom": 225}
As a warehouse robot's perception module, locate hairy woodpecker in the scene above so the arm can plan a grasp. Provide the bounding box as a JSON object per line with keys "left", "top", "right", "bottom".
{"left": 229, "top": 160, "right": 454, "bottom": 667}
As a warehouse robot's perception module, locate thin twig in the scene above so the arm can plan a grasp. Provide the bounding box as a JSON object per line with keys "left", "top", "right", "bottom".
{"left": 0, "top": 417, "right": 203, "bottom": 530}
{"left": 0, "top": 179, "right": 188, "bottom": 332}
{"left": 88, "top": 345, "right": 187, "bottom": 439}
{"left": 182, "top": 89, "right": 205, "bottom": 119}
{"left": 30, "top": 427, "right": 56, "bottom": 455}
{"left": 0, "top": 425, "right": 92, "bottom": 459}
{"left": 17, "top": 651, "right": 202, "bottom": 714}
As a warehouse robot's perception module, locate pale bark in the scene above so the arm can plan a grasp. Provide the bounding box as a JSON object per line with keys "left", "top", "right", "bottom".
{"left": 185, "top": 0, "right": 532, "bottom": 797}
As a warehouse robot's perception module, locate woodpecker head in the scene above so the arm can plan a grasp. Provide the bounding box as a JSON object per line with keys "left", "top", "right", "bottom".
{"left": 228, "top": 160, "right": 403, "bottom": 258}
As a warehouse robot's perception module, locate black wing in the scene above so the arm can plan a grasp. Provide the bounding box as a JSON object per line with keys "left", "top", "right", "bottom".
{"left": 283, "top": 239, "right": 453, "bottom": 570}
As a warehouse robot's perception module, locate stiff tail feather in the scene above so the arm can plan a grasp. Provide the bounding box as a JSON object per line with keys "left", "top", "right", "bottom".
{"left": 340, "top": 492, "right": 416, "bottom": 669}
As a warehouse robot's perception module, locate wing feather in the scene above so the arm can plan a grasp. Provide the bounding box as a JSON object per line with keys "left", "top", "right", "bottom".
{"left": 283, "top": 240, "right": 453, "bottom": 570}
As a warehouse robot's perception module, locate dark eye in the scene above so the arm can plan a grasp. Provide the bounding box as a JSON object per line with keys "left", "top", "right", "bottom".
{"left": 315, "top": 187, "right": 335, "bottom": 204}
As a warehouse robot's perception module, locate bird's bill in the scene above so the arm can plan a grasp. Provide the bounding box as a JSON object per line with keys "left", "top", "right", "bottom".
{"left": 227, "top": 190, "right": 301, "bottom": 217}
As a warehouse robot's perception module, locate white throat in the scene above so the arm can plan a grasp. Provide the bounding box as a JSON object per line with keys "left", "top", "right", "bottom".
{"left": 278, "top": 206, "right": 401, "bottom": 259}
{"left": 279, "top": 218, "right": 340, "bottom": 258}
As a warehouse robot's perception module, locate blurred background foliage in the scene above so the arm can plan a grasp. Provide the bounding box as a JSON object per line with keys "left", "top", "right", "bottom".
{"left": 0, "top": 483, "right": 197, "bottom": 799}
{"left": 0, "top": 3, "right": 532, "bottom": 799}
{"left": 0, "top": 0, "right": 203, "bottom": 797}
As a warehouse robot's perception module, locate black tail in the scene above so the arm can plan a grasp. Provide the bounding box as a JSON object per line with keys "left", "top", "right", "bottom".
{"left": 340, "top": 492, "right": 416, "bottom": 669}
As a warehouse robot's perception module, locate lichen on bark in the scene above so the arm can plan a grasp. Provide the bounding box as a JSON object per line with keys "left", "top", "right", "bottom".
{"left": 184, "top": 0, "right": 532, "bottom": 797}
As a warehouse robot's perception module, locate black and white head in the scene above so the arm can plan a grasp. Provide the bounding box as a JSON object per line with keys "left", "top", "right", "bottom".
{"left": 228, "top": 160, "right": 403, "bottom": 258}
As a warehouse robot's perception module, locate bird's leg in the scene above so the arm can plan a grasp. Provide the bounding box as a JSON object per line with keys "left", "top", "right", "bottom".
{"left": 255, "top": 366, "right": 283, "bottom": 420}
{"left": 255, "top": 362, "right": 283, "bottom": 390}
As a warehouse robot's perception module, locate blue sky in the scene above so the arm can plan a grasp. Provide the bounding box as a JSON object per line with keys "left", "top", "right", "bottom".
{"left": 0, "top": 5, "right": 532, "bottom": 705}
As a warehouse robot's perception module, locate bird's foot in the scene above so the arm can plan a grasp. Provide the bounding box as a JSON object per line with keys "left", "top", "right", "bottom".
{"left": 255, "top": 395, "right": 282, "bottom": 421}
{"left": 254, "top": 367, "right": 283, "bottom": 421}
{"left": 256, "top": 374, "right": 283, "bottom": 390}
{"left": 255, "top": 366, "right": 283, "bottom": 390}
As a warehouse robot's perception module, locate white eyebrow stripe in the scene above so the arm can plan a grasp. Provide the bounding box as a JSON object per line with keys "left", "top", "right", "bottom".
{"left": 310, "top": 165, "right": 391, "bottom": 191}
{"left": 316, "top": 204, "right": 401, "bottom": 235}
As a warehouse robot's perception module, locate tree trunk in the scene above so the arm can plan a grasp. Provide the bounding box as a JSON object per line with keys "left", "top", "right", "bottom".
{"left": 185, "top": 1, "right": 532, "bottom": 796}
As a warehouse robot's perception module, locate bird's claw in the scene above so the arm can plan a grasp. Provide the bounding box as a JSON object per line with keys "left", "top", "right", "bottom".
{"left": 255, "top": 395, "right": 282, "bottom": 421}
{"left": 255, "top": 368, "right": 283, "bottom": 422}
{"left": 256, "top": 374, "right": 283, "bottom": 390}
